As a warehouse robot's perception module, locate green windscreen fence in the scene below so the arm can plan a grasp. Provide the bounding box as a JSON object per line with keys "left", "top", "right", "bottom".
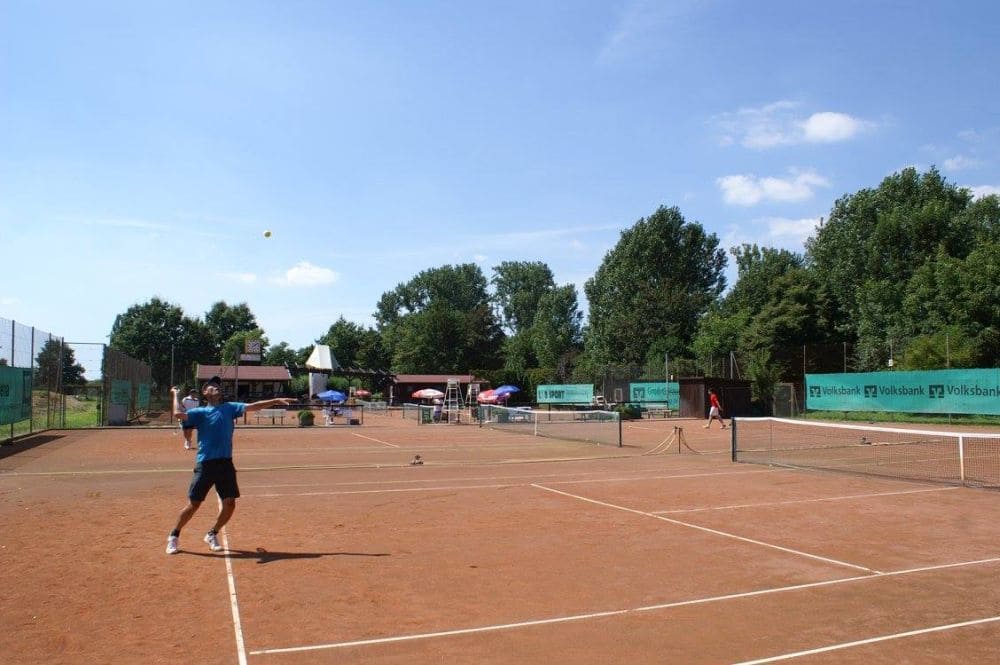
{"left": 0, "top": 367, "right": 33, "bottom": 425}
{"left": 628, "top": 382, "right": 679, "bottom": 408}
{"left": 537, "top": 384, "right": 594, "bottom": 405}
{"left": 806, "top": 369, "right": 1000, "bottom": 415}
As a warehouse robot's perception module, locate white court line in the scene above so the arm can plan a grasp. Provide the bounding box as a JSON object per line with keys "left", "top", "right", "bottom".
{"left": 218, "top": 513, "right": 248, "bottom": 665}
{"left": 349, "top": 432, "right": 400, "bottom": 447}
{"left": 532, "top": 484, "right": 880, "bottom": 574}
{"left": 653, "top": 486, "right": 959, "bottom": 514}
{"left": 248, "top": 557, "right": 1000, "bottom": 656}
{"left": 243, "top": 468, "right": 779, "bottom": 491}
{"left": 733, "top": 615, "right": 1000, "bottom": 664}
{"left": 254, "top": 483, "right": 516, "bottom": 497}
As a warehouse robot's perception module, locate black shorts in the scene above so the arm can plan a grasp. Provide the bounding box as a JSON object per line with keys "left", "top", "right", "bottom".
{"left": 188, "top": 458, "right": 240, "bottom": 502}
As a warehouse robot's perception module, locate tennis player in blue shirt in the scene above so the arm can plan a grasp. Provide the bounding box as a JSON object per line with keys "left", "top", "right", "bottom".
{"left": 166, "top": 376, "right": 294, "bottom": 555}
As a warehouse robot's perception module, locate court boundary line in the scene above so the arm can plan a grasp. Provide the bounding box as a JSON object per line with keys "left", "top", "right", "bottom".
{"left": 218, "top": 506, "right": 248, "bottom": 665}
{"left": 247, "top": 557, "right": 1000, "bottom": 656}
{"left": 532, "top": 484, "right": 880, "bottom": 573}
{"left": 349, "top": 432, "right": 400, "bottom": 448}
{"left": 652, "top": 486, "right": 960, "bottom": 514}
{"left": 733, "top": 614, "right": 1000, "bottom": 664}
{"left": 241, "top": 468, "right": 782, "bottom": 491}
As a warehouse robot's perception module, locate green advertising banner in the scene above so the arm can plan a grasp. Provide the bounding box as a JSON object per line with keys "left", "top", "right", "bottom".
{"left": 806, "top": 369, "right": 1000, "bottom": 415}
{"left": 537, "top": 384, "right": 593, "bottom": 404}
{"left": 110, "top": 379, "right": 132, "bottom": 407}
{"left": 0, "top": 367, "right": 33, "bottom": 425}
{"left": 136, "top": 383, "right": 151, "bottom": 409}
{"left": 629, "top": 382, "right": 680, "bottom": 408}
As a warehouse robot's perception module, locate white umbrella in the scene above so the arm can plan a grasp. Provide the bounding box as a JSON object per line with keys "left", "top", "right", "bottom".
{"left": 412, "top": 388, "right": 444, "bottom": 399}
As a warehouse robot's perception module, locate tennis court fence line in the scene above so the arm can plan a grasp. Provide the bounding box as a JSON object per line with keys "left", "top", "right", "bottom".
{"left": 731, "top": 417, "right": 1000, "bottom": 488}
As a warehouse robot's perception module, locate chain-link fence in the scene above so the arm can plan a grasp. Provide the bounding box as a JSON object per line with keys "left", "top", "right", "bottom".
{"left": 1, "top": 317, "right": 153, "bottom": 442}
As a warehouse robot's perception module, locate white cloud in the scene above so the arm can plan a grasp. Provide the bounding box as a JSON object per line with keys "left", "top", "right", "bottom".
{"left": 220, "top": 272, "right": 257, "bottom": 284}
{"left": 272, "top": 261, "right": 338, "bottom": 287}
{"left": 761, "top": 216, "right": 823, "bottom": 244}
{"left": 712, "top": 102, "right": 872, "bottom": 149}
{"left": 969, "top": 185, "right": 1000, "bottom": 199}
{"left": 472, "top": 254, "right": 488, "bottom": 264}
{"left": 943, "top": 155, "right": 983, "bottom": 171}
{"left": 799, "top": 112, "right": 864, "bottom": 143}
{"left": 717, "top": 170, "right": 830, "bottom": 206}
{"left": 598, "top": 0, "right": 702, "bottom": 64}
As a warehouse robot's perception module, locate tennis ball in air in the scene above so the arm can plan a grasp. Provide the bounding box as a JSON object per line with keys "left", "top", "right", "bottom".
{"left": 263, "top": 230, "right": 272, "bottom": 238}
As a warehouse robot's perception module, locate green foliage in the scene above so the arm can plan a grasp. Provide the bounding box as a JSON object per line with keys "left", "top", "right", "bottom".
{"left": 317, "top": 317, "right": 388, "bottom": 369}
{"left": 585, "top": 206, "right": 726, "bottom": 366}
{"left": 109, "top": 297, "right": 214, "bottom": 393}
{"left": 614, "top": 403, "right": 642, "bottom": 420}
{"left": 263, "top": 342, "right": 301, "bottom": 369}
{"left": 220, "top": 329, "right": 268, "bottom": 366}
{"left": 376, "top": 264, "right": 504, "bottom": 373}
{"left": 205, "top": 302, "right": 258, "bottom": 356}
{"left": 35, "top": 339, "right": 86, "bottom": 387}
{"left": 288, "top": 374, "right": 309, "bottom": 398}
{"left": 491, "top": 261, "right": 556, "bottom": 335}
{"left": 297, "top": 409, "right": 315, "bottom": 426}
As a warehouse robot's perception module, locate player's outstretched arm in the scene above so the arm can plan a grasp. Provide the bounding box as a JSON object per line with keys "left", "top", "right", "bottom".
{"left": 244, "top": 397, "right": 296, "bottom": 413}
{"left": 171, "top": 386, "right": 189, "bottom": 423}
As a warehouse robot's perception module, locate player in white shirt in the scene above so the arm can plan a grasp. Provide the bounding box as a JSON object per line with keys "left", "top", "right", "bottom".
{"left": 180, "top": 389, "right": 201, "bottom": 450}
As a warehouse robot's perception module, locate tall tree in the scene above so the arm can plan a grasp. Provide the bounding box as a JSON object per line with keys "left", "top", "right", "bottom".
{"left": 584, "top": 206, "right": 726, "bottom": 366}
{"left": 491, "top": 261, "right": 556, "bottom": 335}
{"left": 316, "top": 317, "right": 388, "bottom": 369}
{"left": 204, "top": 301, "right": 258, "bottom": 355}
{"left": 375, "top": 264, "right": 503, "bottom": 373}
{"left": 35, "top": 339, "right": 86, "bottom": 388}
{"left": 530, "top": 284, "right": 583, "bottom": 368}
{"left": 109, "top": 297, "right": 210, "bottom": 392}
{"left": 806, "top": 168, "right": 974, "bottom": 367}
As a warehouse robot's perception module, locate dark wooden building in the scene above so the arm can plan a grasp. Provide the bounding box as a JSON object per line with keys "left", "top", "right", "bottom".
{"left": 677, "top": 377, "right": 753, "bottom": 419}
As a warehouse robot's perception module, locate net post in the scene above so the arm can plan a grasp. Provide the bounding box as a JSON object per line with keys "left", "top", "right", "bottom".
{"left": 730, "top": 417, "right": 737, "bottom": 462}
{"left": 958, "top": 435, "right": 965, "bottom": 483}
{"left": 618, "top": 416, "right": 622, "bottom": 447}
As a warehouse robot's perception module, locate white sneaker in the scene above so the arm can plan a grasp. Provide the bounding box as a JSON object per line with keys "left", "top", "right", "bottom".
{"left": 183, "top": 442, "right": 192, "bottom": 450}
{"left": 166, "top": 535, "right": 179, "bottom": 555}
{"left": 204, "top": 531, "right": 223, "bottom": 552}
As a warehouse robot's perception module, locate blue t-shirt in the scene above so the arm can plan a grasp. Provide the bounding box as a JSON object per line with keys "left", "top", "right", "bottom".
{"left": 185, "top": 402, "right": 247, "bottom": 462}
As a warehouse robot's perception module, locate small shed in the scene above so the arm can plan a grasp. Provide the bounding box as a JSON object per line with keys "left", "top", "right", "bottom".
{"left": 677, "top": 377, "right": 753, "bottom": 419}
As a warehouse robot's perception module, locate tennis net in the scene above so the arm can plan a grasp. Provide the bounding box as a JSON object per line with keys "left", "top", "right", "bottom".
{"left": 732, "top": 417, "right": 1000, "bottom": 488}
{"left": 479, "top": 405, "right": 622, "bottom": 447}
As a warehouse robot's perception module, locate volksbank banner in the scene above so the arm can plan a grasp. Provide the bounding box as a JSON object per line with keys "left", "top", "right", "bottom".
{"left": 537, "top": 384, "right": 594, "bottom": 404}
{"left": 629, "top": 382, "right": 680, "bottom": 408}
{"left": 806, "top": 369, "right": 1000, "bottom": 415}
{"left": 0, "top": 367, "right": 33, "bottom": 425}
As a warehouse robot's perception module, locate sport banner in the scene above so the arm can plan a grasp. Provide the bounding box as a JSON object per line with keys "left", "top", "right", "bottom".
{"left": 806, "top": 369, "right": 1000, "bottom": 415}
{"left": 628, "top": 382, "right": 680, "bottom": 408}
{"left": 537, "top": 384, "right": 594, "bottom": 405}
{"left": 0, "top": 367, "right": 33, "bottom": 425}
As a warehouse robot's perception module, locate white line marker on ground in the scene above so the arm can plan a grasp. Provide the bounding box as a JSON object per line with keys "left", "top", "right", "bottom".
{"left": 653, "top": 486, "right": 959, "bottom": 514}
{"left": 248, "top": 557, "right": 1000, "bottom": 656}
{"left": 349, "top": 432, "right": 400, "bottom": 447}
{"left": 218, "top": 516, "right": 248, "bottom": 665}
{"left": 732, "top": 615, "right": 1000, "bottom": 664}
{"left": 532, "top": 484, "right": 880, "bottom": 573}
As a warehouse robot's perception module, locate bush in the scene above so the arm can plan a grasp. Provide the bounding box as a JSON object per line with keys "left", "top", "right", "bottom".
{"left": 614, "top": 403, "right": 642, "bottom": 420}
{"left": 298, "top": 409, "right": 315, "bottom": 426}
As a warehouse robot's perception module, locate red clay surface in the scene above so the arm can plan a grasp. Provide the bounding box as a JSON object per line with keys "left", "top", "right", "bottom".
{"left": 2, "top": 413, "right": 999, "bottom": 664}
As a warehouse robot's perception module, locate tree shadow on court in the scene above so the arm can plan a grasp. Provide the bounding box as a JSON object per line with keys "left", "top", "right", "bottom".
{"left": 0, "top": 434, "right": 68, "bottom": 460}
{"left": 184, "top": 547, "right": 391, "bottom": 564}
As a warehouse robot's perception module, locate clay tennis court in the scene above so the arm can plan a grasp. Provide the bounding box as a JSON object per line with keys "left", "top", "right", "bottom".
{"left": 2, "top": 413, "right": 999, "bottom": 664}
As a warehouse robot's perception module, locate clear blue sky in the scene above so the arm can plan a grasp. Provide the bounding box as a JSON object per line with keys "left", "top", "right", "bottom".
{"left": 3, "top": 1, "right": 999, "bottom": 373}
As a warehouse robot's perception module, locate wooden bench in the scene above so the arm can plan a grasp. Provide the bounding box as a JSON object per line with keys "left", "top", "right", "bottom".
{"left": 254, "top": 408, "right": 287, "bottom": 424}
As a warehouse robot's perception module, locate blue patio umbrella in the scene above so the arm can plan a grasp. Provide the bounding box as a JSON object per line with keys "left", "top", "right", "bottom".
{"left": 494, "top": 385, "right": 520, "bottom": 395}
{"left": 316, "top": 389, "right": 346, "bottom": 403}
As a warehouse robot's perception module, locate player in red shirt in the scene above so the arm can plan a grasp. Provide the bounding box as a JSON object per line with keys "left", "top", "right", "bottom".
{"left": 704, "top": 389, "right": 726, "bottom": 429}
